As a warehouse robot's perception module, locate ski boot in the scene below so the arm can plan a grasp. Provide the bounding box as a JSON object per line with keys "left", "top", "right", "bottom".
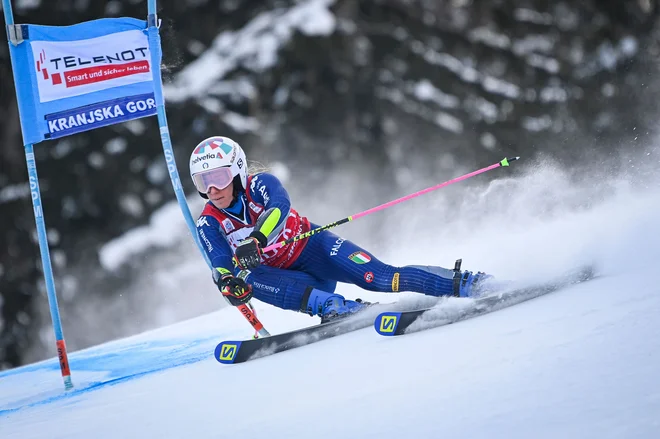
{"left": 303, "top": 288, "right": 370, "bottom": 324}
{"left": 452, "top": 259, "right": 495, "bottom": 298}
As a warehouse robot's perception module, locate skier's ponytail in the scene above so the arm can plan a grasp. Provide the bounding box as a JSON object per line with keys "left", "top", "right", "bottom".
{"left": 247, "top": 160, "right": 269, "bottom": 176}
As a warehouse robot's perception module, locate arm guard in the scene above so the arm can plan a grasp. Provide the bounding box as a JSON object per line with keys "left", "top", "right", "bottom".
{"left": 250, "top": 207, "right": 284, "bottom": 247}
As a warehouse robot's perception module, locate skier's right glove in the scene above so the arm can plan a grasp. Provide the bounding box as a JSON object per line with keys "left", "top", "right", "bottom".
{"left": 217, "top": 275, "right": 253, "bottom": 307}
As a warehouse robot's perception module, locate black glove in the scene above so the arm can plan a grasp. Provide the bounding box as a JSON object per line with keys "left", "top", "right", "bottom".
{"left": 233, "top": 231, "right": 267, "bottom": 270}
{"left": 217, "top": 275, "right": 253, "bottom": 307}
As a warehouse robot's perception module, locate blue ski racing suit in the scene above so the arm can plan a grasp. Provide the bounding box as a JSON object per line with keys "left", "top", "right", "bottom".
{"left": 196, "top": 173, "right": 488, "bottom": 321}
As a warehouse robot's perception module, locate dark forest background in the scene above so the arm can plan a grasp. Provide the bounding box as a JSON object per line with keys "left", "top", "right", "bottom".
{"left": 1, "top": 0, "right": 659, "bottom": 369}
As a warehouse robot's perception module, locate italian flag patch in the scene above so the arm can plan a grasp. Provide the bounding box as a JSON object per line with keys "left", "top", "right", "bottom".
{"left": 349, "top": 251, "right": 371, "bottom": 264}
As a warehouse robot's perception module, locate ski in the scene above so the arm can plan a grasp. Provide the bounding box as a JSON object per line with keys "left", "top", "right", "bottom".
{"left": 215, "top": 302, "right": 396, "bottom": 364}
{"left": 216, "top": 267, "right": 597, "bottom": 362}
{"left": 374, "top": 266, "right": 597, "bottom": 337}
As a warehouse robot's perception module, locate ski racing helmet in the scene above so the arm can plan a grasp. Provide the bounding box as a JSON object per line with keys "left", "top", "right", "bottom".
{"left": 189, "top": 136, "right": 247, "bottom": 198}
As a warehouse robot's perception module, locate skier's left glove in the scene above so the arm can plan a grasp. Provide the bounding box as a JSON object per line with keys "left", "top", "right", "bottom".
{"left": 233, "top": 231, "right": 267, "bottom": 270}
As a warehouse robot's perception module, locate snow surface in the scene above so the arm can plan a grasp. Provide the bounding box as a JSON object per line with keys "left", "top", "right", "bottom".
{"left": 1, "top": 266, "right": 658, "bottom": 438}
{"left": 2, "top": 154, "right": 660, "bottom": 438}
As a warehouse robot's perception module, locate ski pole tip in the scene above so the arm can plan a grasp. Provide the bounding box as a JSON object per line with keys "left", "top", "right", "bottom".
{"left": 500, "top": 157, "right": 520, "bottom": 167}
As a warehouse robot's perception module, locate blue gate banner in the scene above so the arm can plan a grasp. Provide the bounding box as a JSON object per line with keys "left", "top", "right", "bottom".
{"left": 7, "top": 17, "right": 158, "bottom": 144}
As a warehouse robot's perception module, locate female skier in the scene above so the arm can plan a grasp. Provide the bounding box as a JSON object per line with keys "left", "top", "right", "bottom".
{"left": 191, "top": 136, "right": 491, "bottom": 323}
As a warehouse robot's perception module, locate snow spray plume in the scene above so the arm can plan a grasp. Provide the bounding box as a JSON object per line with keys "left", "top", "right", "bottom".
{"left": 384, "top": 148, "right": 660, "bottom": 289}
{"left": 263, "top": 157, "right": 520, "bottom": 253}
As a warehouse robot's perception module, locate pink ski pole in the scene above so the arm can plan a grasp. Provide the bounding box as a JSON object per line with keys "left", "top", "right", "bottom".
{"left": 263, "top": 157, "right": 519, "bottom": 253}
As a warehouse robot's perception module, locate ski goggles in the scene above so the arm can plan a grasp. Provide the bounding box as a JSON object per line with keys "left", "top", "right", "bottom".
{"left": 192, "top": 167, "right": 233, "bottom": 193}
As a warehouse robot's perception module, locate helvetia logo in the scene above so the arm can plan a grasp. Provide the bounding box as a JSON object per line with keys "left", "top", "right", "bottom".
{"left": 191, "top": 153, "right": 217, "bottom": 165}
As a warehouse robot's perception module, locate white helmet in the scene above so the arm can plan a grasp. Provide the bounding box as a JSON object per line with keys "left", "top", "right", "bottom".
{"left": 189, "top": 136, "right": 247, "bottom": 195}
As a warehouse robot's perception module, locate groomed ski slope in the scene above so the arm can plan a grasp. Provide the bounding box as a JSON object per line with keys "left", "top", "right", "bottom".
{"left": 2, "top": 162, "right": 660, "bottom": 438}
{"left": 1, "top": 270, "right": 658, "bottom": 439}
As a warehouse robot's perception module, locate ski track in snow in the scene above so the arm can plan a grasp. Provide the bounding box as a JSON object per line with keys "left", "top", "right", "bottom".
{"left": 2, "top": 158, "right": 660, "bottom": 438}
